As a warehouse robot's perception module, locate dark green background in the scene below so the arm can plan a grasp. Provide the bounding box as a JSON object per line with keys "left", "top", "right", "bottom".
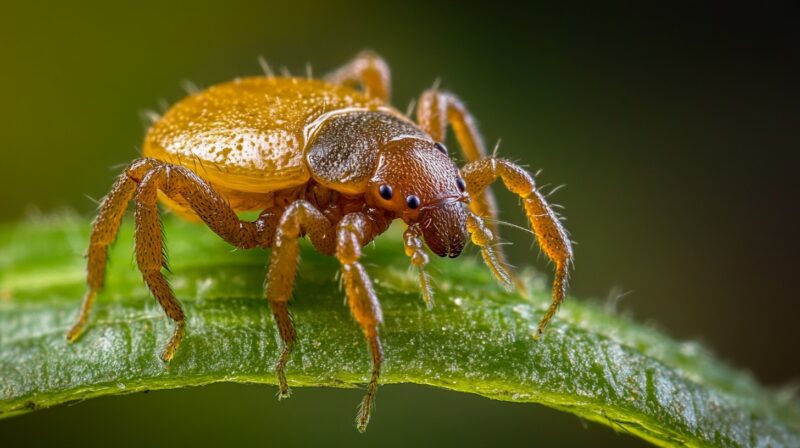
{"left": 2, "top": 2, "right": 797, "bottom": 447}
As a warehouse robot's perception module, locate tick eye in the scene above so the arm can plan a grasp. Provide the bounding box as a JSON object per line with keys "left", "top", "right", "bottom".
{"left": 379, "top": 184, "right": 393, "bottom": 200}
{"left": 434, "top": 142, "right": 448, "bottom": 155}
{"left": 406, "top": 195, "right": 421, "bottom": 209}
{"left": 456, "top": 177, "right": 467, "bottom": 193}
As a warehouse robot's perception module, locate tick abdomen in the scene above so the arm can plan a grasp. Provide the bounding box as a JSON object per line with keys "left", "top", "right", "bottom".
{"left": 143, "top": 77, "right": 384, "bottom": 195}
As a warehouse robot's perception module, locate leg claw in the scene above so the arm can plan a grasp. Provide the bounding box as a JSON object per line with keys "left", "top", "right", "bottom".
{"left": 159, "top": 321, "right": 186, "bottom": 362}
{"left": 65, "top": 324, "right": 85, "bottom": 343}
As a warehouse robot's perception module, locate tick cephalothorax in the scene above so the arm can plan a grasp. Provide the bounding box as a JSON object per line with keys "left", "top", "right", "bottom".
{"left": 66, "top": 51, "right": 573, "bottom": 432}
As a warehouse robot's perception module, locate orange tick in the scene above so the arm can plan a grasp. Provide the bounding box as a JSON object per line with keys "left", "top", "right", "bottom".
{"left": 66, "top": 51, "right": 573, "bottom": 432}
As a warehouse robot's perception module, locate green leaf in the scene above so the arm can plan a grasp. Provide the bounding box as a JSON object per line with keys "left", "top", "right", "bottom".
{"left": 0, "top": 214, "right": 798, "bottom": 446}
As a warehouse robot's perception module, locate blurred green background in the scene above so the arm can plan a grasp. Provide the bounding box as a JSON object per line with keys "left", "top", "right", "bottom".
{"left": 2, "top": 2, "right": 797, "bottom": 446}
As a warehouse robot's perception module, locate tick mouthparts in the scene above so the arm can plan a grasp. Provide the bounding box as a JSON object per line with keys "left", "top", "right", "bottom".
{"left": 419, "top": 202, "right": 468, "bottom": 258}
{"left": 446, "top": 245, "right": 464, "bottom": 258}
{"left": 417, "top": 195, "right": 464, "bottom": 212}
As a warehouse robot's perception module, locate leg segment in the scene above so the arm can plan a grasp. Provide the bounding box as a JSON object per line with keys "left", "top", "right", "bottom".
{"left": 462, "top": 158, "right": 574, "bottom": 335}
{"left": 133, "top": 166, "right": 186, "bottom": 361}
{"left": 417, "top": 89, "right": 486, "bottom": 161}
{"left": 265, "top": 200, "right": 336, "bottom": 398}
{"left": 336, "top": 213, "right": 384, "bottom": 433}
{"left": 138, "top": 165, "right": 292, "bottom": 359}
{"left": 66, "top": 160, "right": 149, "bottom": 341}
{"left": 326, "top": 50, "right": 392, "bottom": 102}
{"left": 67, "top": 158, "right": 278, "bottom": 359}
{"left": 416, "top": 90, "right": 525, "bottom": 294}
{"left": 403, "top": 225, "right": 434, "bottom": 307}
{"left": 466, "top": 212, "right": 513, "bottom": 289}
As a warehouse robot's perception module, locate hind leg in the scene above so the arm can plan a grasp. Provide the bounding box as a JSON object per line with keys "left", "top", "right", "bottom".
{"left": 326, "top": 50, "right": 392, "bottom": 102}
{"left": 67, "top": 159, "right": 154, "bottom": 341}
{"left": 136, "top": 163, "right": 287, "bottom": 360}
{"left": 68, "top": 158, "right": 276, "bottom": 360}
{"left": 131, "top": 166, "right": 188, "bottom": 361}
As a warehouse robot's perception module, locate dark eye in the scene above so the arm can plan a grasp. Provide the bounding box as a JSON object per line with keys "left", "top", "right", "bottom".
{"left": 456, "top": 177, "right": 467, "bottom": 193}
{"left": 379, "top": 184, "right": 393, "bottom": 200}
{"left": 406, "top": 195, "right": 420, "bottom": 209}
{"left": 434, "top": 142, "right": 448, "bottom": 155}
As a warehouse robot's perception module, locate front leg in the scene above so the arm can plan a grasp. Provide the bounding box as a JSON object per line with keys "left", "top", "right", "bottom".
{"left": 335, "top": 212, "right": 384, "bottom": 432}
{"left": 462, "top": 158, "right": 574, "bottom": 335}
{"left": 403, "top": 225, "right": 434, "bottom": 308}
{"left": 415, "top": 89, "right": 526, "bottom": 295}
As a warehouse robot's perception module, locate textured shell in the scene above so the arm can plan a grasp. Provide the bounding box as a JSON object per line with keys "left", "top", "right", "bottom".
{"left": 143, "top": 77, "right": 385, "bottom": 193}
{"left": 306, "top": 110, "right": 429, "bottom": 194}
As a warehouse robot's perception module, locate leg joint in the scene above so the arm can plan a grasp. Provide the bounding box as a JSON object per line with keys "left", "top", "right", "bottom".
{"left": 125, "top": 158, "right": 161, "bottom": 183}
{"left": 278, "top": 200, "right": 315, "bottom": 236}
{"left": 497, "top": 159, "right": 536, "bottom": 197}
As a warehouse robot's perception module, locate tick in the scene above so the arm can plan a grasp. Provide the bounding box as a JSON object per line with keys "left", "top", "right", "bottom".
{"left": 66, "top": 51, "right": 573, "bottom": 431}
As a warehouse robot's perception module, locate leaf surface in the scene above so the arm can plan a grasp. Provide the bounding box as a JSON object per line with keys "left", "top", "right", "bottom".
{"left": 1, "top": 215, "right": 798, "bottom": 447}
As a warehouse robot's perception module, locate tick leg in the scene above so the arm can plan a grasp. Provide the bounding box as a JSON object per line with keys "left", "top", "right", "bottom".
{"left": 336, "top": 212, "right": 384, "bottom": 433}
{"left": 403, "top": 225, "right": 433, "bottom": 307}
{"left": 132, "top": 166, "right": 187, "bottom": 361}
{"left": 133, "top": 165, "right": 283, "bottom": 361}
{"left": 150, "top": 165, "right": 274, "bottom": 250}
{"left": 416, "top": 90, "right": 526, "bottom": 294}
{"left": 462, "top": 158, "right": 574, "bottom": 335}
{"left": 326, "top": 50, "right": 391, "bottom": 102}
{"left": 265, "top": 200, "right": 335, "bottom": 398}
{"left": 466, "top": 212, "right": 513, "bottom": 289}
{"left": 66, "top": 159, "right": 155, "bottom": 342}
{"left": 133, "top": 164, "right": 284, "bottom": 361}
{"left": 69, "top": 157, "right": 278, "bottom": 357}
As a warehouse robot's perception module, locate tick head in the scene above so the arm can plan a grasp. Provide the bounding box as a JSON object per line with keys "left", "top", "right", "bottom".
{"left": 367, "top": 138, "right": 469, "bottom": 258}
